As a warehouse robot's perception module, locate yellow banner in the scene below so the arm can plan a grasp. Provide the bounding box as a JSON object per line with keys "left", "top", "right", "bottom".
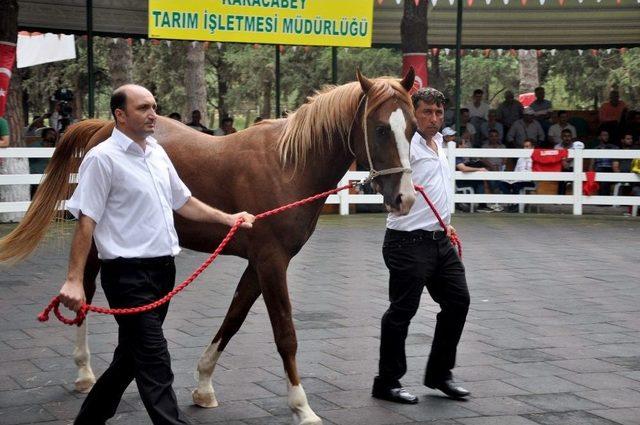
{"left": 148, "top": 0, "right": 374, "bottom": 47}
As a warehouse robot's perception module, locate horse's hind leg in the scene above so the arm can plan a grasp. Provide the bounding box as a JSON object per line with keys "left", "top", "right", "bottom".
{"left": 193, "top": 264, "right": 261, "bottom": 408}
{"left": 74, "top": 242, "right": 99, "bottom": 393}
{"left": 258, "top": 257, "right": 322, "bottom": 425}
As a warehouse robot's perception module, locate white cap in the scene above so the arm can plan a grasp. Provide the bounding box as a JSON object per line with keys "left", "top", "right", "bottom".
{"left": 442, "top": 127, "right": 456, "bottom": 137}
{"left": 572, "top": 141, "right": 584, "bottom": 149}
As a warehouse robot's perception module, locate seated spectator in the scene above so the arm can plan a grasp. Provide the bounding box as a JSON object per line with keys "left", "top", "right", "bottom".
{"left": 168, "top": 112, "right": 182, "bottom": 121}
{"left": 24, "top": 115, "right": 46, "bottom": 138}
{"left": 465, "top": 89, "right": 490, "bottom": 143}
{"left": 453, "top": 135, "right": 493, "bottom": 213}
{"left": 29, "top": 127, "right": 57, "bottom": 198}
{"left": 613, "top": 132, "right": 636, "bottom": 174}
{"left": 496, "top": 90, "right": 523, "bottom": 134}
{"left": 481, "top": 129, "right": 507, "bottom": 171}
{"left": 530, "top": 86, "right": 553, "bottom": 133}
{"left": 623, "top": 110, "right": 640, "bottom": 142}
{"left": 599, "top": 90, "right": 627, "bottom": 144}
{"left": 0, "top": 116, "right": 9, "bottom": 147}
{"left": 214, "top": 116, "right": 237, "bottom": 136}
{"left": 590, "top": 130, "right": 619, "bottom": 196}
{"left": 548, "top": 111, "right": 577, "bottom": 147}
{"left": 186, "top": 110, "right": 212, "bottom": 134}
{"left": 479, "top": 109, "right": 504, "bottom": 144}
{"left": 500, "top": 139, "right": 536, "bottom": 212}
{"left": 507, "top": 107, "right": 545, "bottom": 148}
{"left": 456, "top": 108, "right": 477, "bottom": 147}
{"left": 555, "top": 129, "right": 575, "bottom": 195}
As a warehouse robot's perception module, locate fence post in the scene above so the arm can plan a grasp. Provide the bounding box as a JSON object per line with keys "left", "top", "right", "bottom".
{"left": 339, "top": 175, "right": 349, "bottom": 216}
{"left": 447, "top": 141, "right": 457, "bottom": 213}
{"left": 573, "top": 147, "right": 583, "bottom": 215}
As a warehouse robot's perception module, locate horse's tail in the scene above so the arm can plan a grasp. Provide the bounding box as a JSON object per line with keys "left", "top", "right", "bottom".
{"left": 0, "top": 119, "right": 111, "bottom": 264}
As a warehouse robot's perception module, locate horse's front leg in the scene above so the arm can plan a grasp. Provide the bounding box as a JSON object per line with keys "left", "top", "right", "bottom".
{"left": 193, "top": 264, "right": 261, "bottom": 408}
{"left": 74, "top": 243, "right": 99, "bottom": 393}
{"left": 258, "top": 255, "right": 322, "bottom": 425}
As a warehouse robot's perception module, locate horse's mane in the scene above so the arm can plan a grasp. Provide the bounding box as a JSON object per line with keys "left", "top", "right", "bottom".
{"left": 277, "top": 77, "right": 412, "bottom": 172}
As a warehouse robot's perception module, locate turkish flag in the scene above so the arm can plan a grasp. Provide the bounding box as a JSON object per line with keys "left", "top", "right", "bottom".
{"left": 402, "top": 53, "right": 428, "bottom": 94}
{"left": 0, "top": 42, "right": 16, "bottom": 117}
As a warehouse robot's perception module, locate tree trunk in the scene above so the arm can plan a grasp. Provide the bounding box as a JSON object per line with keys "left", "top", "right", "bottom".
{"left": 184, "top": 41, "right": 208, "bottom": 127}
{"left": 518, "top": 49, "right": 539, "bottom": 93}
{"left": 401, "top": 0, "right": 428, "bottom": 88}
{"left": 0, "top": 0, "right": 29, "bottom": 223}
{"left": 261, "top": 77, "right": 272, "bottom": 119}
{"left": 108, "top": 38, "right": 133, "bottom": 89}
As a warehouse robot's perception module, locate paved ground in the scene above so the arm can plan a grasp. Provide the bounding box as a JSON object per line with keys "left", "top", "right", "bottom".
{"left": 0, "top": 213, "right": 639, "bottom": 425}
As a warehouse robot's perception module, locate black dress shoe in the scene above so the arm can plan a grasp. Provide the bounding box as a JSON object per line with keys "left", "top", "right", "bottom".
{"left": 372, "top": 387, "right": 419, "bottom": 404}
{"left": 427, "top": 379, "right": 470, "bottom": 399}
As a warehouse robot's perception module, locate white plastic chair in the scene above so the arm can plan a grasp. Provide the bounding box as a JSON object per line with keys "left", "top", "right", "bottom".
{"left": 456, "top": 186, "right": 475, "bottom": 213}
{"left": 519, "top": 186, "right": 537, "bottom": 214}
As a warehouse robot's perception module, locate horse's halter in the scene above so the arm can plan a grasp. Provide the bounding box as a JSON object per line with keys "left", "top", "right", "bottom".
{"left": 348, "top": 93, "right": 413, "bottom": 186}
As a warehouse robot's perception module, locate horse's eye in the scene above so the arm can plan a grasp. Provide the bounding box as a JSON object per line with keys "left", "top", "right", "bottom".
{"left": 375, "top": 126, "right": 388, "bottom": 136}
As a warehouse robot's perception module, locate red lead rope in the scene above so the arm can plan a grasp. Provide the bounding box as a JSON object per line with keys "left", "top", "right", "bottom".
{"left": 38, "top": 183, "right": 461, "bottom": 326}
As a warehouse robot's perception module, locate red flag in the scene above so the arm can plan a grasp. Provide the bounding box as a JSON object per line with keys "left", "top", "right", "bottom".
{"left": 402, "top": 53, "right": 428, "bottom": 93}
{"left": 0, "top": 42, "right": 16, "bottom": 117}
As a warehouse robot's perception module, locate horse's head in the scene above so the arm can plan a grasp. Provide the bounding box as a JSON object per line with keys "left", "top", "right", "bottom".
{"left": 354, "top": 69, "right": 416, "bottom": 215}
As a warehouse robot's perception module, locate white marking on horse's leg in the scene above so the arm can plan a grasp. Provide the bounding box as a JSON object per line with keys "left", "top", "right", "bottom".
{"left": 73, "top": 319, "right": 95, "bottom": 393}
{"left": 288, "top": 382, "right": 322, "bottom": 425}
{"left": 192, "top": 340, "right": 221, "bottom": 408}
{"left": 389, "top": 108, "right": 416, "bottom": 214}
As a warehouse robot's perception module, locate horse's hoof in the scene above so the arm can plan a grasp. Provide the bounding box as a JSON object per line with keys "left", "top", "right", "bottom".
{"left": 74, "top": 378, "right": 95, "bottom": 393}
{"left": 192, "top": 388, "right": 219, "bottom": 408}
{"left": 293, "top": 412, "right": 323, "bottom": 425}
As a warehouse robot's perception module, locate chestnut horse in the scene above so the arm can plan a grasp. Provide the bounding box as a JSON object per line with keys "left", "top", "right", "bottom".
{"left": 0, "top": 70, "right": 417, "bottom": 424}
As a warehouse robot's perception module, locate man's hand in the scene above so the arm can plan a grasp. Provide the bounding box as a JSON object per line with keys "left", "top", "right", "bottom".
{"left": 59, "top": 280, "right": 86, "bottom": 312}
{"left": 446, "top": 225, "right": 457, "bottom": 238}
{"left": 227, "top": 211, "right": 256, "bottom": 229}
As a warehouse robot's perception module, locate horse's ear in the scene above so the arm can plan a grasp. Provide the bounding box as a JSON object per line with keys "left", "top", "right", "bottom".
{"left": 356, "top": 68, "right": 373, "bottom": 94}
{"left": 400, "top": 67, "right": 416, "bottom": 92}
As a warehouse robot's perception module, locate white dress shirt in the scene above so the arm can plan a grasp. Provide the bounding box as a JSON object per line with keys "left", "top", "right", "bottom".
{"left": 387, "top": 132, "right": 452, "bottom": 232}
{"left": 66, "top": 128, "right": 192, "bottom": 260}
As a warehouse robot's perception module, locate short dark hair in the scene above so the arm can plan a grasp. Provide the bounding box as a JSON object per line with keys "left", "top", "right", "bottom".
{"left": 473, "top": 89, "right": 483, "bottom": 96}
{"left": 411, "top": 87, "right": 446, "bottom": 109}
{"left": 561, "top": 128, "right": 573, "bottom": 135}
{"left": 535, "top": 86, "right": 544, "bottom": 92}
{"left": 557, "top": 110, "right": 568, "bottom": 117}
{"left": 110, "top": 88, "right": 127, "bottom": 120}
{"left": 460, "top": 108, "right": 469, "bottom": 114}
{"left": 488, "top": 129, "right": 499, "bottom": 135}
{"left": 41, "top": 127, "right": 57, "bottom": 139}
{"left": 222, "top": 116, "right": 234, "bottom": 125}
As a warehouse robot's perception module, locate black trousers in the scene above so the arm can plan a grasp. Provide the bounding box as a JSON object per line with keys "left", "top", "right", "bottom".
{"left": 75, "top": 256, "right": 190, "bottom": 425}
{"left": 375, "top": 228, "right": 470, "bottom": 389}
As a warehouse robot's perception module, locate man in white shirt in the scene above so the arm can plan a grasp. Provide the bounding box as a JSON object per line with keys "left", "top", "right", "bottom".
{"left": 547, "top": 110, "right": 577, "bottom": 147}
{"left": 372, "top": 87, "right": 470, "bottom": 405}
{"left": 59, "top": 84, "right": 255, "bottom": 425}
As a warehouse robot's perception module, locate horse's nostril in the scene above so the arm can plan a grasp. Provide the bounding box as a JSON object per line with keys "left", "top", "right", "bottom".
{"left": 395, "top": 194, "right": 403, "bottom": 206}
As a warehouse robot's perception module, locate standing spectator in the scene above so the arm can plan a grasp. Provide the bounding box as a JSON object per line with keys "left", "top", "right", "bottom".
{"left": 28, "top": 128, "right": 57, "bottom": 198}
{"left": 0, "top": 116, "right": 9, "bottom": 147}
{"left": 623, "top": 110, "right": 640, "bottom": 142}
{"left": 186, "top": 110, "right": 212, "bottom": 134}
{"left": 479, "top": 109, "right": 504, "bottom": 144}
{"left": 507, "top": 107, "right": 545, "bottom": 147}
{"left": 496, "top": 90, "right": 523, "bottom": 135}
{"left": 599, "top": 90, "right": 627, "bottom": 144}
{"left": 530, "top": 86, "right": 553, "bottom": 134}
{"left": 590, "top": 130, "right": 619, "bottom": 196}
{"left": 547, "top": 111, "right": 577, "bottom": 147}
{"left": 213, "top": 116, "right": 237, "bottom": 136}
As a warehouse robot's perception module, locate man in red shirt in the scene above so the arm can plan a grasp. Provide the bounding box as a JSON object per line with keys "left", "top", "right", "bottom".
{"left": 599, "top": 90, "right": 627, "bottom": 144}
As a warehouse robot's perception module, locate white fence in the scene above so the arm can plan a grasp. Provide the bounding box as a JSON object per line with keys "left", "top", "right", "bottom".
{"left": 1, "top": 145, "right": 639, "bottom": 216}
